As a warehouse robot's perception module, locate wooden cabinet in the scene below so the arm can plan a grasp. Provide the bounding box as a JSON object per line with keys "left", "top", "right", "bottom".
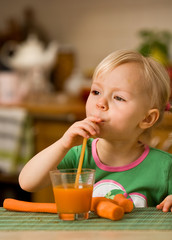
{"left": 34, "top": 118, "right": 74, "bottom": 152}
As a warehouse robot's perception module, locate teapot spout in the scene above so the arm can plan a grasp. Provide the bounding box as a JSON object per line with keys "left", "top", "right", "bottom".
{"left": 43, "top": 41, "right": 59, "bottom": 69}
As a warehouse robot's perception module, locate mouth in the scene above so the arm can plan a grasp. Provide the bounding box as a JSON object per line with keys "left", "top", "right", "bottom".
{"left": 99, "top": 119, "right": 106, "bottom": 124}
{"left": 91, "top": 115, "right": 106, "bottom": 123}
{"left": 95, "top": 117, "right": 105, "bottom": 123}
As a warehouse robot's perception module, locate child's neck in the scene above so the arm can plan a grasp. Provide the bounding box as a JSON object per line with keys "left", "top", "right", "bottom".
{"left": 96, "top": 138, "right": 145, "bottom": 167}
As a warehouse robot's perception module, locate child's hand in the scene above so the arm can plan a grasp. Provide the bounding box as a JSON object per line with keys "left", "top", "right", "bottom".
{"left": 60, "top": 116, "right": 102, "bottom": 149}
{"left": 156, "top": 195, "right": 172, "bottom": 212}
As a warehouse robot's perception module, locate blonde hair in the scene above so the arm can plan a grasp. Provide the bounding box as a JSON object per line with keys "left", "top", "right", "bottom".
{"left": 93, "top": 49, "right": 171, "bottom": 124}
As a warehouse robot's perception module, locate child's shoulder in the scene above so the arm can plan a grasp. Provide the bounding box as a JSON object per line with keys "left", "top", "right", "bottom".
{"left": 149, "top": 146, "right": 172, "bottom": 160}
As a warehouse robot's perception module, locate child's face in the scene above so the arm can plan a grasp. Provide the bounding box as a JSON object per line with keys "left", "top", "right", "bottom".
{"left": 86, "top": 62, "right": 150, "bottom": 140}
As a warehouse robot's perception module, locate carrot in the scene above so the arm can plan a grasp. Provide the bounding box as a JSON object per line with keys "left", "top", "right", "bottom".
{"left": 3, "top": 198, "right": 76, "bottom": 220}
{"left": 96, "top": 200, "right": 124, "bottom": 221}
{"left": 91, "top": 197, "right": 114, "bottom": 212}
{"left": 3, "top": 198, "right": 57, "bottom": 213}
{"left": 113, "top": 194, "right": 134, "bottom": 213}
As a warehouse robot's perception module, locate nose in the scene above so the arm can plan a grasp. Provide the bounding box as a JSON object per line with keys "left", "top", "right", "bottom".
{"left": 96, "top": 98, "right": 108, "bottom": 111}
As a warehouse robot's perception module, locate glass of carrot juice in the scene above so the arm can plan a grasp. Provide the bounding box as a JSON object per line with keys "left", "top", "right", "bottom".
{"left": 50, "top": 169, "right": 95, "bottom": 220}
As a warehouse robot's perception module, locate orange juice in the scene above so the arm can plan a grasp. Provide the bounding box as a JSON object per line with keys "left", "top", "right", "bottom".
{"left": 53, "top": 183, "right": 93, "bottom": 213}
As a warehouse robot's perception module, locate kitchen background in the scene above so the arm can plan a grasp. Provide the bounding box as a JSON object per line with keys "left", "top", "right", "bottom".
{"left": 0, "top": 0, "right": 172, "bottom": 94}
{"left": 0, "top": 0, "right": 172, "bottom": 70}
{"left": 0, "top": 0, "right": 172, "bottom": 204}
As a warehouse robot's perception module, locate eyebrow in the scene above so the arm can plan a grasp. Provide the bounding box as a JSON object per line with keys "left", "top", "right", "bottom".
{"left": 92, "top": 82, "right": 102, "bottom": 87}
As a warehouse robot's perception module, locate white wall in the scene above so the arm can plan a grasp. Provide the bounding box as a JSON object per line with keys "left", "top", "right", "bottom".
{"left": 0, "top": 0, "right": 172, "bottom": 71}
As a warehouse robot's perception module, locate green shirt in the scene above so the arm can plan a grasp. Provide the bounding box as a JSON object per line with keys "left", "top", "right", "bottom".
{"left": 58, "top": 138, "right": 172, "bottom": 207}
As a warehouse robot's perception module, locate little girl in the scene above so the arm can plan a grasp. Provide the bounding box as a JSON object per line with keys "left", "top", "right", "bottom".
{"left": 19, "top": 50, "right": 172, "bottom": 212}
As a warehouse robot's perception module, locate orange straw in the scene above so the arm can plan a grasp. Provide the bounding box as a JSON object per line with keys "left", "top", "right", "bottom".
{"left": 75, "top": 138, "right": 87, "bottom": 188}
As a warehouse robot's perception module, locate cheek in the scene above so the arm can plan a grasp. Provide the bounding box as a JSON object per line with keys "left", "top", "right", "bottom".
{"left": 110, "top": 111, "right": 135, "bottom": 129}
{"left": 85, "top": 97, "right": 92, "bottom": 116}
{"left": 114, "top": 111, "right": 142, "bottom": 130}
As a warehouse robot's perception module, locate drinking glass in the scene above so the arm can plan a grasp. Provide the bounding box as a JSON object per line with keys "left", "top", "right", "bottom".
{"left": 50, "top": 169, "right": 95, "bottom": 220}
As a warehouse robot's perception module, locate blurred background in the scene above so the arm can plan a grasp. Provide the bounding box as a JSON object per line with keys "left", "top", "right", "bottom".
{"left": 0, "top": 0, "right": 172, "bottom": 205}
{"left": 0, "top": 0, "right": 172, "bottom": 95}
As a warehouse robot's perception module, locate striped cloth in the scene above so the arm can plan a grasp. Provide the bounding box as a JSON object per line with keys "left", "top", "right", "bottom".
{"left": 0, "top": 207, "right": 172, "bottom": 230}
{"left": 0, "top": 107, "right": 34, "bottom": 174}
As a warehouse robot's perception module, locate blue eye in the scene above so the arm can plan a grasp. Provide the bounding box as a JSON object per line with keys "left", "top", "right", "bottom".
{"left": 92, "top": 90, "right": 100, "bottom": 95}
{"left": 114, "top": 96, "right": 125, "bottom": 101}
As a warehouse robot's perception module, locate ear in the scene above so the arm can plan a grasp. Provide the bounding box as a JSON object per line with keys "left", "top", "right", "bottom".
{"left": 139, "top": 109, "right": 160, "bottom": 130}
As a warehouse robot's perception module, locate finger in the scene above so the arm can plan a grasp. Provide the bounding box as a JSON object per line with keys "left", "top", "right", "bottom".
{"left": 157, "top": 202, "right": 164, "bottom": 208}
{"left": 75, "top": 121, "right": 100, "bottom": 136}
{"left": 80, "top": 116, "right": 102, "bottom": 134}
{"left": 162, "top": 201, "right": 172, "bottom": 212}
{"left": 156, "top": 204, "right": 163, "bottom": 210}
{"left": 84, "top": 121, "right": 100, "bottom": 135}
{"left": 87, "top": 116, "right": 102, "bottom": 123}
{"left": 71, "top": 128, "right": 90, "bottom": 139}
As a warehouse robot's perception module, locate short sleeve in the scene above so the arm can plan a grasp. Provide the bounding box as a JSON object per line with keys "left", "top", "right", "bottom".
{"left": 168, "top": 161, "right": 172, "bottom": 194}
{"left": 57, "top": 146, "right": 81, "bottom": 169}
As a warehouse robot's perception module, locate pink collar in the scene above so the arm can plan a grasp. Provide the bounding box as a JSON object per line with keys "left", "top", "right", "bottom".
{"left": 92, "top": 138, "right": 150, "bottom": 172}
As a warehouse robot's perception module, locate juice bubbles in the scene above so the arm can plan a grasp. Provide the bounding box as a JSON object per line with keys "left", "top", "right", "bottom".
{"left": 50, "top": 169, "right": 95, "bottom": 220}
{"left": 53, "top": 183, "right": 93, "bottom": 213}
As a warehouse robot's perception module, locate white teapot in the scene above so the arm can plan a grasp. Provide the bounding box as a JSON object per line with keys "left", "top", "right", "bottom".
{"left": 2, "top": 34, "right": 58, "bottom": 71}
{"left": 1, "top": 34, "right": 58, "bottom": 94}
